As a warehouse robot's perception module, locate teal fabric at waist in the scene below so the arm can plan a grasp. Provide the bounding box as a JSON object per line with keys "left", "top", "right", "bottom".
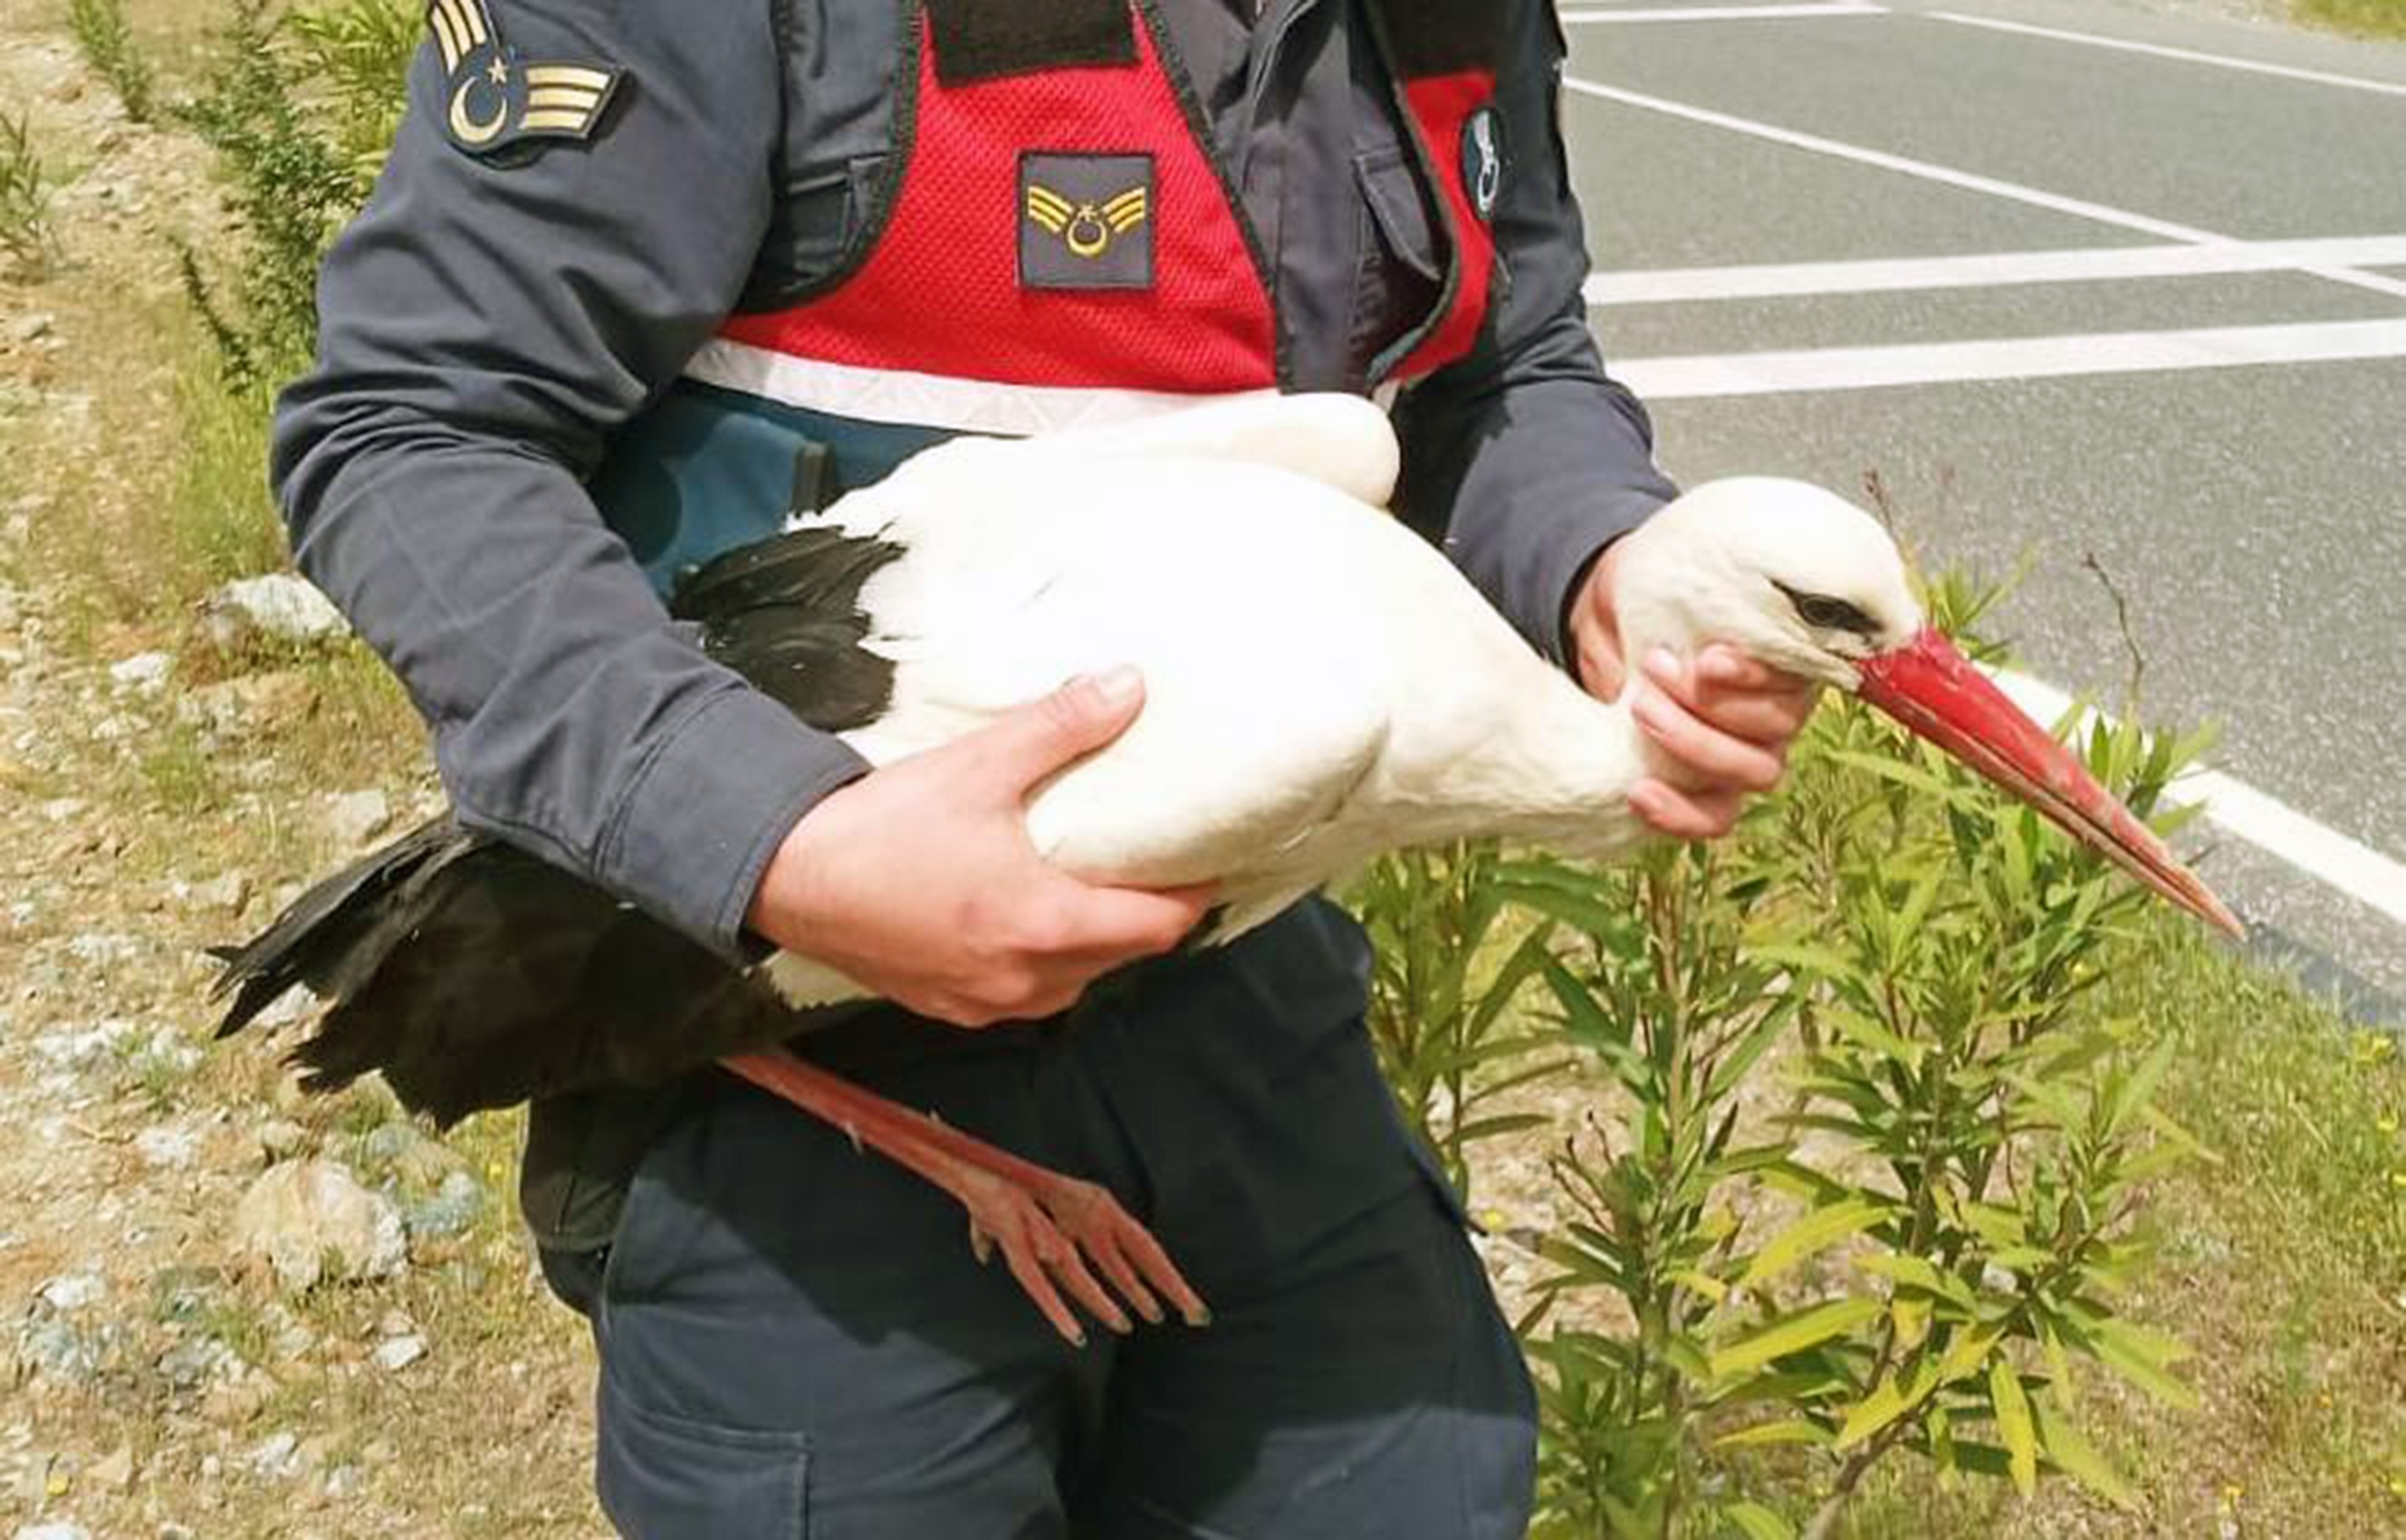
{"left": 587, "top": 380, "right": 958, "bottom": 598}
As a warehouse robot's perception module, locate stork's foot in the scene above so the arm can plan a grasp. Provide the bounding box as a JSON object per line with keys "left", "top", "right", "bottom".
{"left": 951, "top": 1156, "right": 1211, "bottom": 1345}
{"left": 718, "top": 1049, "right": 1209, "bottom": 1345}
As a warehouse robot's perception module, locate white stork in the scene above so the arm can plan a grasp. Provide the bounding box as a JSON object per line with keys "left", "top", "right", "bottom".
{"left": 212, "top": 393, "right": 2237, "bottom": 1342}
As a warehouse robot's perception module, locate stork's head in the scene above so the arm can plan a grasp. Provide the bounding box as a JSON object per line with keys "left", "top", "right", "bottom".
{"left": 1614, "top": 477, "right": 2242, "bottom": 938}
{"left": 1610, "top": 476, "right": 1922, "bottom": 689}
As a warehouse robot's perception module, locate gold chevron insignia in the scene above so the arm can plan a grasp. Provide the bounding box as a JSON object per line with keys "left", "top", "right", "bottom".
{"left": 428, "top": 0, "right": 624, "bottom": 156}
{"left": 1025, "top": 182, "right": 1149, "bottom": 260}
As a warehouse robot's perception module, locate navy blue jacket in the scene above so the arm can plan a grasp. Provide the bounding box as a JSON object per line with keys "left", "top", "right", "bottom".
{"left": 271, "top": 0, "right": 1676, "bottom": 960}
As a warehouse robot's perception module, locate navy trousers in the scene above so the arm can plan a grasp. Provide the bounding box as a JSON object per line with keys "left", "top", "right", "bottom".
{"left": 551, "top": 904, "right": 1538, "bottom": 1538}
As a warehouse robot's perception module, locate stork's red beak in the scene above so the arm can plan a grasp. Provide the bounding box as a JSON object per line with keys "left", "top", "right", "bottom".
{"left": 1855, "top": 627, "right": 2243, "bottom": 938}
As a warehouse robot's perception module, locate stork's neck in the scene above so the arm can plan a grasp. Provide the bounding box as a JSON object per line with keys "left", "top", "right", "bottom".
{"left": 1402, "top": 664, "right": 1654, "bottom": 862}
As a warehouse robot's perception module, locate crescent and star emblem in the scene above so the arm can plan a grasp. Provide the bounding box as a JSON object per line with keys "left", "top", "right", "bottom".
{"left": 1025, "top": 184, "right": 1150, "bottom": 261}
{"left": 446, "top": 58, "right": 509, "bottom": 148}
{"left": 427, "top": 0, "right": 624, "bottom": 158}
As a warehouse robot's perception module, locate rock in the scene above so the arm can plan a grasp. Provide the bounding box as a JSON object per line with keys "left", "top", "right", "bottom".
{"left": 32, "top": 1019, "right": 137, "bottom": 1072}
{"left": 181, "top": 671, "right": 312, "bottom": 735}
{"left": 106, "top": 651, "right": 172, "bottom": 693}
{"left": 399, "top": 1172, "right": 484, "bottom": 1241}
{"left": 34, "top": 1273, "right": 103, "bottom": 1313}
{"left": 135, "top": 1124, "right": 202, "bottom": 1171}
{"left": 372, "top": 1334, "right": 425, "bottom": 1373}
{"left": 5, "top": 313, "right": 53, "bottom": 346}
{"left": 13, "top": 1319, "right": 101, "bottom": 1384}
{"left": 365, "top": 1122, "right": 463, "bottom": 1190}
{"left": 252, "top": 985, "right": 317, "bottom": 1032}
{"left": 149, "top": 1267, "right": 220, "bottom": 1325}
{"left": 14, "top": 1523, "right": 92, "bottom": 1540}
{"left": 129, "top": 1029, "right": 203, "bottom": 1083}
{"left": 315, "top": 790, "right": 390, "bottom": 851}
{"left": 232, "top": 1162, "right": 407, "bottom": 1291}
{"left": 87, "top": 1446, "right": 134, "bottom": 1492}
{"left": 182, "top": 873, "right": 250, "bottom": 914}
{"left": 249, "top": 1432, "right": 301, "bottom": 1480}
{"left": 65, "top": 933, "right": 139, "bottom": 969}
{"left": 36, "top": 799, "right": 84, "bottom": 822}
{"left": 157, "top": 1334, "right": 235, "bottom": 1392}
{"left": 256, "top": 1120, "right": 309, "bottom": 1162}
{"left": 201, "top": 575, "right": 348, "bottom": 651}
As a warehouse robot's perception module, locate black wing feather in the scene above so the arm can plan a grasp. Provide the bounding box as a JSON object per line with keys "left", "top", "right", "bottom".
{"left": 212, "top": 521, "right": 911, "bottom": 1124}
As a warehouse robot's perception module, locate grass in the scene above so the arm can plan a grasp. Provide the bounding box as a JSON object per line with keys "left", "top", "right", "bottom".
{"left": 0, "top": 107, "right": 55, "bottom": 278}
{"left": 68, "top": 0, "right": 158, "bottom": 122}
{"left": 2295, "top": 0, "right": 2406, "bottom": 37}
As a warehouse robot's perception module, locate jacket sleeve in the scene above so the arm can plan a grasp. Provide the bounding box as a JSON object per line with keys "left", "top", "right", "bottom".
{"left": 271, "top": 0, "right": 868, "bottom": 959}
{"left": 1391, "top": 0, "right": 1680, "bottom": 668}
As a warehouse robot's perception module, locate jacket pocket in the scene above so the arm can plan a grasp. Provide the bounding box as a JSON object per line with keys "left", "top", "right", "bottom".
{"left": 1350, "top": 144, "right": 1448, "bottom": 376}
{"left": 598, "top": 1391, "right": 810, "bottom": 1540}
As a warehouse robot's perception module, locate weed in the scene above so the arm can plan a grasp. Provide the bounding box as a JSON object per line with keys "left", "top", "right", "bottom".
{"left": 177, "top": 0, "right": 411, "bottom": 383}
{"left": 68, "top": 0, "right": 158, "bottom": 124}
{"left": 1354, "top": 841, "right": 1571, "bottom": 1202}
{"left": 0, "top": 108, "right": 57, "bottom": 279}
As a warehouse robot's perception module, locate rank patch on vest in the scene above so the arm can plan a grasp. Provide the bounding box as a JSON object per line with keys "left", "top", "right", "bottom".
{"left": 1019, "top": 154, "right": 1155, "bottom": 292}
{"left": 428, "top": 0, "right": 625, "bottom": 158}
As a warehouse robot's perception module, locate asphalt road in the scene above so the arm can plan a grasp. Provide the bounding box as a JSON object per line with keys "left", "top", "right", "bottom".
{"left": 1555, "top": 0, "right": 2406, "bottom": 1011}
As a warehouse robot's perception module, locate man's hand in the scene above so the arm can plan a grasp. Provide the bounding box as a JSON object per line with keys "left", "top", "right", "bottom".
{"left": 747, "top": 668, "right": 1216, "bottom": 1027}
{"left": 1569, "top": 540, "right": 1819, "bottom": 839}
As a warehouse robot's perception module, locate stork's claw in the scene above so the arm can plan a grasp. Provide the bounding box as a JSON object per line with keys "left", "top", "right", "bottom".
{"left": 718, "top": 1049, "right": 1210, "bottom": 1344}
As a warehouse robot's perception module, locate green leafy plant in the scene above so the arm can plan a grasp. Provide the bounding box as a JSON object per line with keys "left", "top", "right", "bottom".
{"left": 1354, "top": 841, "right": 1570, "bottom": 1203}
{"left": 68, "top": 0, "right": 157, "bottom": 124}
{"left": 177, "top": 0, "right": 417, "bottom": 384}
{"left": 1353, "top": 569, "right": 2222, "bottom": 1538}
{"left": 0, "top": 108, "right": 56, "bottom": 279}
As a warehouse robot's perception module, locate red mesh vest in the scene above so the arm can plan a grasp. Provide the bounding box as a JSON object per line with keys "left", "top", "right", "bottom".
{"left": 685, "top": 0, "right": 1502, "bottom": 436}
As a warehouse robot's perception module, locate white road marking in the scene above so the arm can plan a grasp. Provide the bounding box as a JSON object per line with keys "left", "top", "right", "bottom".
{"left": 1560, "top": 4, "right": 1885, "bottom": 22}
{"left": 1991, "top": 670, "right": 2406, "bottom": 929}
{"left": 1584, "top": 234, "right": 2406, "bottom": 304}
{"left": 1930, "top": 12, "right": 2406, "bottom": 99}
{"left": 1560, "top": 76, "right": 2406, "bottom": 302}
{"left": 1614, "top": 317, "right": 2406, "bottom": 397}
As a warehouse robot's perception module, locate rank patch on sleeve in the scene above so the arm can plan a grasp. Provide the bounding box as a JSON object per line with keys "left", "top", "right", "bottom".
{"left": 1019, "top": 153, "right": 1155, "bottom": 292}
{"left": 429, "top": 0, "right": 625, "bottom": 158}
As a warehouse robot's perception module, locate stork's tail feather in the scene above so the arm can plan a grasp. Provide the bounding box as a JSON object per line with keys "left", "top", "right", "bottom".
{"left": 210, "top": 818, "right": 796, "bottom": 1126}
{"left": 209, "top": 818, "right": 478, "bottom": 1038}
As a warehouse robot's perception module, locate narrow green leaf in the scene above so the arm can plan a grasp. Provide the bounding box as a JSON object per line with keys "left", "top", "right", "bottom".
{"left": 1740, "top": 1198, "right": 1892, "bottom": 1291}
{"left": 1990, "top": 1361, "right": 2038, "bottom": 1497}
{"left": 1706, "top": 1007, "right": 1795, "bottom": 1100}
{"left": 1722, "top": 1500, "right": 1796, "bottom": 1540}
{"left": 1746, "top": 942, "right": 1866, "bottom": 987}
{"left": 2033, "top": 1396, "right": 2141, "bottom": 1511}
{"left": 2039, "top": 1321, "right": 2077, "bottom": 1409}
{"left": 1712, "top": 1420, "right": 1831, "bottom": 1450}
{"left": 1710, "top": 1297, "right": 1883, "bottom": 1380}
{"left": 2108, "top": 1032, "right": 2180, "bottom": 1136}
{"left": 1822, "top": 1002, "right": 1926, "bottom": 1070}
{"left": 1855, "top": 1252, "right": 1977, "bottom": 1309}
{"left": 1451, "top": 1114, "right": 1552, "bottom": 1143}
{"left": 1936, "top": 1325, "right": 2004, "bottom": 1387}
{"left": 1835, "top": 1373, "right": 1918, "bottom": 1451}
{"left": 2092, "top": 1321, "right": 2200, "bottom": 1409}
{"left": 1672, "top": 1268, "right": 1730, "bottom": 1303}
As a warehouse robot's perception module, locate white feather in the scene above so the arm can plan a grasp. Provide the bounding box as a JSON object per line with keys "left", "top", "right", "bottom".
{"left": 760, "top": 396, "right": 1918, "bottom": 1008}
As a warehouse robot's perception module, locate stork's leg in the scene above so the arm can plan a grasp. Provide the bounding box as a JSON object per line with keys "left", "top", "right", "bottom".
{"left": 717, "top": 1049, "right": 1210, "bottom": 1345}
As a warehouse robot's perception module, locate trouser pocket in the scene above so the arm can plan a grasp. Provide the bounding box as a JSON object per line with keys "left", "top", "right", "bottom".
{"left": 598, "top": 1386, "right": 811, "bottom": 1540}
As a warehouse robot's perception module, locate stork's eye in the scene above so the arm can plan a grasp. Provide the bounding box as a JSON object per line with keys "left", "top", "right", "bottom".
{"left": 1772, "top": 580, "right": 1880, "bottom": 637}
